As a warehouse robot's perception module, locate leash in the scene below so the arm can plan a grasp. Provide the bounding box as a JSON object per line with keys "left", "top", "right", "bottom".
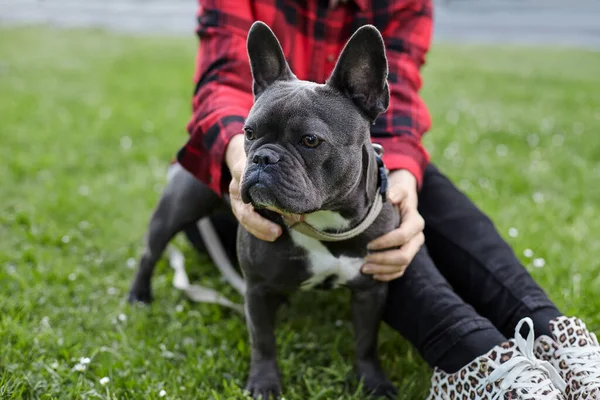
{"left": 165, "top": 163, "right": 245, "bottom": 313}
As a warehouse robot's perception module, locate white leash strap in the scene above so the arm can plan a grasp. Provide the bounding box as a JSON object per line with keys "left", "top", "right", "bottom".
{"left": 165, "top": 163, "right": 245, "bottom": 313}
{"left": 167, "top": 244, "right": 244, "bottom": 314}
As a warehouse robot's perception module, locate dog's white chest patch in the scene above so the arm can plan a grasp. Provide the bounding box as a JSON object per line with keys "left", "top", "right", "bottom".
{"left": 289, "top": 211, "right": 364, "bottom": 290}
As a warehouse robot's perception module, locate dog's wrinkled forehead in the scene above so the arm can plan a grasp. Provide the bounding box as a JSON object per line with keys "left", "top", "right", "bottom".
{"left": 245, "top": 21, "right": 390, "bottom": 143}
{"left": 247, "top": 80, "right": 365, "bottom": 141}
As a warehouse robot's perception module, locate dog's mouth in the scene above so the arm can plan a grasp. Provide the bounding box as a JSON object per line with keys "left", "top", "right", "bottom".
{"left": 240, "top": 175, "right": 273, "bottom": 207}
{"left": 239, "top": 176, "right": 260, "bottom": 205}
{"left": 240, "top": 175, "right": 314, "bottom": 223}
{"left": 243, "top": 183, "right": 304, "bottom": 220}
{"left": 263, "top": 205, "right": 304, "bottom": 223}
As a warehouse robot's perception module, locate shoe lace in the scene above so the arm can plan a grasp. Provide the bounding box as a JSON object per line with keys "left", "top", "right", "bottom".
{"left": 555, "top": 344, "right": 600, "bottom": 392}
{"left": 481, "top": 318, "right": 566, "bottom": 400}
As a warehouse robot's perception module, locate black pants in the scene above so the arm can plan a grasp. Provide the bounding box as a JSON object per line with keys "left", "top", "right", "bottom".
{"left": 382, "top": 164, "right": 561, "bottom": 372}
{"left": 203, "top": 163, "right": 562, "bottom": 373}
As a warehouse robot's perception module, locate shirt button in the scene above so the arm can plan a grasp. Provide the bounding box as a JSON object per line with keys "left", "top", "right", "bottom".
{"left": 327, "top": 54, "right": 335, "bottom": 63}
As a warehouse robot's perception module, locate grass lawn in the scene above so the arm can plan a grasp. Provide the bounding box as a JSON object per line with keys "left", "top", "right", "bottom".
{"left": 1, "top": 26, "right": 600, "bottom": 399}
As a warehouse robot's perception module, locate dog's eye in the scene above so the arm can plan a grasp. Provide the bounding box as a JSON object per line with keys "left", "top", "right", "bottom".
{"left": 244, "top": 127, "right": 256, "bottom": 141}
{"left": 300, "top": 135, "right": 322, "bottom": 148}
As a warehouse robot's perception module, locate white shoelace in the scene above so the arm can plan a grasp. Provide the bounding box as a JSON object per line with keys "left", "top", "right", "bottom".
{"left": 555, "top": 344, "right": 600, "bottom": 392}
{"left": 480, "top": 318, "right": 566, "bottom": 400}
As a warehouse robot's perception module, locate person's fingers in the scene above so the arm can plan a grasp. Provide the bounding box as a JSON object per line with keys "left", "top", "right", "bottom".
{"left": 366, "top": 231, "right": 424, "bottom": 265}
{"left": 227, "top": 155, "right": 282, "bottom": 241}
{"left": 363, "top": 232, "right": 424, "bottom": 278}
{"left": 229, "top": 176, "right": 281, "bottom": 241}
{"left": 373, "top": 271, "right": 406, "bottom": 282}
{"left": 232, "top": 201, "right": 281, "bottom": 242}
{"left": 367, "top": 209, "right": 424, "bottom": 250}
{"left": 365, "top": 248, "right": 409, "bottom": 267}
{"left": 362, "top": 263, "right": 406, "bottom": 275}
{"left": 386, "top": 169, "right": 418, "bottom": 205}
{"left": 230, "top": 162, "right": 245, "bottom": 185}
{"left": 387, "top": 184, "right": 408, "bottom": 205}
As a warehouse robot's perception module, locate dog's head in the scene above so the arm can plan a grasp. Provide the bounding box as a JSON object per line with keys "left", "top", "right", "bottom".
{"left": 240, "top": 21, "right": 389, "bottom": 216}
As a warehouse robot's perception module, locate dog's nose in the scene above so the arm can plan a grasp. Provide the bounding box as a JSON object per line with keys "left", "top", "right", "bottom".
{"left": 252, "top": 149, "right": 280, "bottom": 166}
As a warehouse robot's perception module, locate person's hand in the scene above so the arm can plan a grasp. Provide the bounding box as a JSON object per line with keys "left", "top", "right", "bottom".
{"left": 226, "top": 134, "right": 282, "bottom": 242}
{"left": 362, "top": 169, "right": 425, "bottom": 281}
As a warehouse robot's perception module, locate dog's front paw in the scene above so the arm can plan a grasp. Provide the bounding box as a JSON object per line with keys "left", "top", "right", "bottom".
{"left": 358, "top": 362, "right": 397, "bottom": 399}
{"left": 245, "top": 361, "right": 281, "bottom": 400}
{"left": 127, "top": 286, "right": 153, "bottom": 304}
{"left": 364, "top": 380, "right": 397, "bottom": 399}
{"left": 245, "top": 380, "right": 280, "bottom": 400}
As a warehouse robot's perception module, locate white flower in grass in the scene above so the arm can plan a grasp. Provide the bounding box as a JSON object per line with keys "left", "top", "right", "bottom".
{"left": 496, "top": 144, "right": 508, "bottom": 157}
{"left": 533, "top": 192, "right": 545, "bottom": 204}
{"left": 80, "top": 357, "right": 91, "bottom": 364}
{"left": 527, "top": 134, "right": 539, "bottom": 147}
{"left": 120, "top": 136, "right": 132, "bottom": 150}
{"left": 533, "top": 258, "right": 546, "bottom": 268}
{"left": 99, "top": 377, "right": 110, "bottom": 386}
{"left": 118, "top": 313, "right": 127, "bottom": 322}
{"left": 72, "top": 363, "right": 87, "bottom": 372}
{"left": 159, "top": 389, "right": 167, "bottom": 397}
{"left": 50, "top": 361, "right": 59, "bottom": 369}
{"left": 508, "top": 227, "right": 518, "bottom": 238}
{"left": 523, "top": 248, "right": 534, "bottom": 258}
{"left": 572, "top": 273, "right": 581, "bottom": 298}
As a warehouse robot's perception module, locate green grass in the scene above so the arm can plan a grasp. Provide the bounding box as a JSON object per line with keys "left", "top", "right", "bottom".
{"left": 1, "top": 26, "right": 600, "bottom": 399}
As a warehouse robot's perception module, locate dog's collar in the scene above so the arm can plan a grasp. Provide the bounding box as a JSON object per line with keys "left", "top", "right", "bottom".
{"left": 283, "top": 147, "right": 388, "bottom": 242}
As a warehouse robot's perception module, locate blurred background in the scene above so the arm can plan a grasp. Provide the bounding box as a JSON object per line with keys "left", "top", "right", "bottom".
{"left": 1, "top": 1, "right": 599, "bottom": 399}
{"left": 2, "top": 0, "right": 600, "bottom": 47}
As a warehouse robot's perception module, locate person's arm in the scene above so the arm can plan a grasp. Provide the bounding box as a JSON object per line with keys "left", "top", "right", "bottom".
{"left": 177, "top": 0, "right": 255, "bottom": 197}
{"left": 177, "top": 0, "right": 283, "bottom": 242}
{"left": 371, "top": 0, "right": 433, "bottom": 188}
{"left": 362, "top": 0, "right": 432, "bottom": 281}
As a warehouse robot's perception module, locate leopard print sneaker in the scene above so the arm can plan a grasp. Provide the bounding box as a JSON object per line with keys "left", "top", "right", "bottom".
{"left": 534, "top": 316, "right": 600, "bottom": 399}
{"left": 427, "top": 318, "right": 566, "bottom": 400}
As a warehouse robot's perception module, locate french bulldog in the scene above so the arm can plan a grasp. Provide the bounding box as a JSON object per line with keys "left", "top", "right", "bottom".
{"left": 128, "top": 21, "right": 400, "bottom": 399}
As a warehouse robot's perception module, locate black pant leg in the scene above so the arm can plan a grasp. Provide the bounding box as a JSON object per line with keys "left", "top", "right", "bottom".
{"left": 417, "top": 164, "right": 562, "bottom": 338}
{"left": 383, "top": 245, "right": 506, "bottom": 372}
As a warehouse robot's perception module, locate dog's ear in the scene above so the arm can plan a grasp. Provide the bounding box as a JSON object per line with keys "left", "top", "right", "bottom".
{"left": 247, "top": 21, "right": 295, "bottom": 98}
{"left": 327, "top": 25, "right": 390, "bottom": 122}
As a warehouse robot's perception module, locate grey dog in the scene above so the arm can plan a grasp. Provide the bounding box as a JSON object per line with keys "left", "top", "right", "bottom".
{"left": 128, "top": 21, "right": 400, "bottom": 399}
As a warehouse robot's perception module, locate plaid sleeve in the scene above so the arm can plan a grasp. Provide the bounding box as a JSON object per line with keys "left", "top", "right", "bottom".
{"left": 371, "top": 0, "right": 433, "bottom": 188}
{"left": 176, "top": 0, "right": 254, "bottom": 196}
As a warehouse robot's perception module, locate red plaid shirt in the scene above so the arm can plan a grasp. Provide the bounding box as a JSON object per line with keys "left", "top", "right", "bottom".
{"left": 177, "top": 0, "right": 433, "bottom": 196}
